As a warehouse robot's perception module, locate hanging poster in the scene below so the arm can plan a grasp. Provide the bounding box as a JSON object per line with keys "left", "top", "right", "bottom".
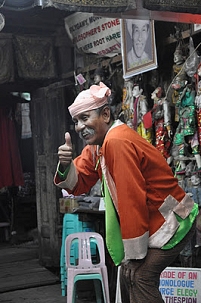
{"left": 121, "top": 18, "right": 157, "bottom": 79}
{"left": 160, "top": 267, "right": 201, "bottom": 302}
{"left": 65, "top": 13, "right": 121, "bottom": 57}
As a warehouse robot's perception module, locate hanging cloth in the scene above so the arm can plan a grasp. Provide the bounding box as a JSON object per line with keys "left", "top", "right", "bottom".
{"left": 0, "top": 106, "right": 24, "bottom": 188}
{"left": 21, "top": 103, "right": 32, "bottom": 139}
{"left": 102, "top": 174, "right": 124, "bottom": 266}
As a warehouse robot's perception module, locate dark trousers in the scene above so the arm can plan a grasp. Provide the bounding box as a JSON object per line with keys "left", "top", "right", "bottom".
{"left": 120, "top": 222, "right": 196, "bottom": 303}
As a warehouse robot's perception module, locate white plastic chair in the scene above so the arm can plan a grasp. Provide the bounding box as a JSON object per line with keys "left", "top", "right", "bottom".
{"left": 65, "top": 232, "right": 110, "bottom": 303}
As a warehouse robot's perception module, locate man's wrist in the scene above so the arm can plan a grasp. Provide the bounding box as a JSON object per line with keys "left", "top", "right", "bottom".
{"left": 57, "top": 164, "right": 70, "bottom": 180}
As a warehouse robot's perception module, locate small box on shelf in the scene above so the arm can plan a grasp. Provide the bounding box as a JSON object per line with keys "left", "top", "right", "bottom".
{"left": 59, "top": 198, "right": 79, "bottom": 214}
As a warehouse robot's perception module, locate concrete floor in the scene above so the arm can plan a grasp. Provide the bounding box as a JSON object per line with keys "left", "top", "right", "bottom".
{"left": 0, "top": 243, "right": 101, "bottom": 303}
{"left": 0, "top": 284, "right": 67, "bottom": 303}
{"left": 0, "top": 278, "right": 98, "bottom": 303}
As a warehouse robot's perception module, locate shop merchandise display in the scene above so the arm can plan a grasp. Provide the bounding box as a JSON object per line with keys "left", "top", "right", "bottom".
{"left": 195, "top": 63, "right": 201, "bottom": 148}
{"left": 122, "top": 81, "right": 153, "bottom": 143}
{"left": 172, "top": 73, "right": 201, "bottom": 175}
{"left": 151, "top": 86, "right": 172, "bottom": 163}
{"left": 120, "top": 37, "right": 201, "bottom": 180}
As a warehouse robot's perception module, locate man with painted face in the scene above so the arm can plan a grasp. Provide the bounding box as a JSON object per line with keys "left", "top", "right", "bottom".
{"left": 127, "top": 19, "right": 151, "bottom": 69}
{"left": 54, "top": 82, "right": 198, "bottom": 303}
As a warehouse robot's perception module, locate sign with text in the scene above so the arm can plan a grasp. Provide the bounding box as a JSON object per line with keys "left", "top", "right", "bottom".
{"left": 160, "top": 267, "right": 201, "bottom": 303}
{"left": 65, "top": 13, "right": 121, "bottom": 57}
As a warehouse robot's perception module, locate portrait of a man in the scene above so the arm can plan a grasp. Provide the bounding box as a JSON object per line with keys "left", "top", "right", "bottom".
{"left": 121, "top": 18, "right": 157, "bottom": 78}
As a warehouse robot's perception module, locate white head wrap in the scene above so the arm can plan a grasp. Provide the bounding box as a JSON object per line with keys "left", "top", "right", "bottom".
{"left": 68, "top": 82, "right": 111, "bottom": 118}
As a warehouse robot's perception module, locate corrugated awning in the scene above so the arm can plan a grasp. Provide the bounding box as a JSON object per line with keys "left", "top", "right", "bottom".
{"left": 3, "top": 0, "right": 201, "bottom": 24}
{"left": 143, "top": 0, "right": 201, "bottom": 15}
{"left": 42, "top": 0, "right": 137, "bottom": 13}
{"left": 95, "top": 0, "right": 201, "bottom": 24}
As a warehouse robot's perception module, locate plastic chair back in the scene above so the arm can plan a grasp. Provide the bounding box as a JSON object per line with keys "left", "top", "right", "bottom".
{"left": 65, "top": 232, "right": 110, "bottom": 303}
{"left": 66, "top": 232, "right": 105, "bottom": 268}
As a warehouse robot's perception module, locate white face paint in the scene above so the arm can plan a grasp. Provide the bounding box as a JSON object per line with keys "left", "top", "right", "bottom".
{"left": 73, "top": 109, "right": 109, "bottom": 146}
{"left": 132, "top": 85, "right": 141, "bottom": 97}
{"left": 78, "top": 127, "right": 95, "bottom": 141}
{"left": 151, "top": 88, "right": 158, "bottom": 100}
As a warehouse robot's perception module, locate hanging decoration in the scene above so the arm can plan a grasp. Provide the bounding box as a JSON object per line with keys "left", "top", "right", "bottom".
{"left": 0, "top": 38, "right": 14, "bottom": 84}
{"left": 14, "top": 35, "right": 57, "bottom": 80}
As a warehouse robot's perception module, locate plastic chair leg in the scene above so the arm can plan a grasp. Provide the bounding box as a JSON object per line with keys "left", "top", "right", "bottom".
{"left": 67, "top": 271, "right": 75, "bottom": 303}
{"left": 115, "top": 266, "right": 122, "bottom": 303}
{"left": 101, "top": 268, "right": 110, "bottom": 303}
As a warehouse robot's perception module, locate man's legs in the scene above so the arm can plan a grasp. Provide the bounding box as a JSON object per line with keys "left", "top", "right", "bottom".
{"left": 120, "top": 222, "right": 196, "bottom": 303}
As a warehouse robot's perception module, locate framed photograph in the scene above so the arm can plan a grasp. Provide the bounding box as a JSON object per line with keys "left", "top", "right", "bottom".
{"left": 192, "top": 23, "right": 201, "bottom": 34}
{"left": 121, "top": 19, "right": 158, "bottom": 79}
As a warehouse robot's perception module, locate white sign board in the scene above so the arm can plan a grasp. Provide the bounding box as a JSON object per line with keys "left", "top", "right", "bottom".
{"left": 160, "top": 267, "right": 201, "bottom": 302}
{"left": 65, "top": 13, "right": 121, "bottom": 57}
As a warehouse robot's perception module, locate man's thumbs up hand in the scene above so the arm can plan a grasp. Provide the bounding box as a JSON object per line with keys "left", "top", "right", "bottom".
{"left": 65, "top": 132, "right": 72, "bottom": 147}
{"left": 58, "top": 132, "right": 73, "bottom": 169}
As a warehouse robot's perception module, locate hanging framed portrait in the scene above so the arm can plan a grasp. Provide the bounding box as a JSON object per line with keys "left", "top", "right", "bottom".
{"left": 121, "top": 18, "right": 157, "bottom": 79}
